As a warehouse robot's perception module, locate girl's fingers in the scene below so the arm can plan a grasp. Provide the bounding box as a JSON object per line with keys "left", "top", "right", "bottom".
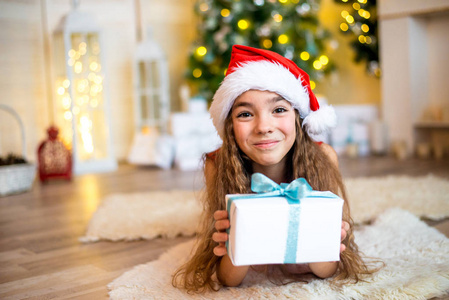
{"left": 342, "top": 221, "right": 350, "bottom": 232}
{"left": 341, "top": 229, "right": 347, "bottom": 242}
{"left": 212, "top": 232, "right": 228, "bottom": 243}
{"left": 213, "top": 243, "right": 227, "bottom": 256}
{"left": 215, "top": 219, "right": 230, "bottom": 231}
{"left": 214, "top": 210, "right": 228, "bottom": 221}
{"left": 340, "top": 243, "right": 346, "bottom": 253}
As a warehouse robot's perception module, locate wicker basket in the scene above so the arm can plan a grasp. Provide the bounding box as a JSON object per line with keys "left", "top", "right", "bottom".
{"left": 0, "top": 104, "right": 36, "bottom": 197}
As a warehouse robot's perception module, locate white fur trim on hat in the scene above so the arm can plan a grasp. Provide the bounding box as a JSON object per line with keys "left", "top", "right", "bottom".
{"left": 209, "top": 60, "right": 335, "bottom": 139}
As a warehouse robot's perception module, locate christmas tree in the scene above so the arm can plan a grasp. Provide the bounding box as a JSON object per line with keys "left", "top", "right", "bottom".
{"left": 186, "top": 0, "right": 335, "bottom": 101}
{"left": 335, "top": 0, "right": 379, "bottom": 77}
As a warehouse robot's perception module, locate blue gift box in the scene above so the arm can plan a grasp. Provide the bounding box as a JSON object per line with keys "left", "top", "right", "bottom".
{"left": 225, "top": 173, "right": 343, "bottom": 266}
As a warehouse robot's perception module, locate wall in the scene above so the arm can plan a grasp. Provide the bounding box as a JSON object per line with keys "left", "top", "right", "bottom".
{"left": 379, "top": 0, "right": 449, "bottom": 152}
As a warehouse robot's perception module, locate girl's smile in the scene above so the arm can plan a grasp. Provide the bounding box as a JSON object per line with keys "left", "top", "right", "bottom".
{"left": 231, "top": 90, "right": 296, "bottom": 169}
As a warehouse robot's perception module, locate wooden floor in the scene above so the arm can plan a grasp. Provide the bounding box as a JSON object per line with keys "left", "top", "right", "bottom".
{"left": 1, "top": 156, "right": 449, "bottom": 299}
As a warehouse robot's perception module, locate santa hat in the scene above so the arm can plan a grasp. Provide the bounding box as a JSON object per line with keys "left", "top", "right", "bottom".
{"left": 210, "top": 45, "right": 337, "bottom": 139}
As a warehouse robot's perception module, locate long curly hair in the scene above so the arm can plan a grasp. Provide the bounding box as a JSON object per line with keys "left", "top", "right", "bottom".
{"left": 172, "top": 112, "right": 378, "bottom": 293}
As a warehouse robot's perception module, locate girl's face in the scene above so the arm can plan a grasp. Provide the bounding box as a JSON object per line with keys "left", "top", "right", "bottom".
{"left": 231, "top": 90, "right": 296, "bottom": 168}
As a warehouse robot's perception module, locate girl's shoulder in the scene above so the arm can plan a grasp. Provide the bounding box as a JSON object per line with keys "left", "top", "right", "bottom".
{"left": 317, "top": 142, "right": 339, "bottom": 168}
{"left": 206, "top": 148, "right": 221, "bottom": 161}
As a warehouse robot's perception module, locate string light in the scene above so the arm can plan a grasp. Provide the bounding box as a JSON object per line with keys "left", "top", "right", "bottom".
{"left": 221, "top": 9, "right": 230, "bottom": 17}
{"left": 300, "top": 51, "right": 310, "bottom": 61}
{"left": 319, "top": 55, "right": 329, "bottom": 65}
{"left": 199, "top": 3, "right": 209, "bottom": 12}
{"left": 278, "top": 0, "right": 288, "bottom": 3}
{"left": 278, "top": 34, "right": 289, "bottom": 44}
{"left": 262, "top": 39, "right": 273, "bottom": 49}
{"left": 310, "top": 80, "right": 316, "bottom": 90}
{"left": 313, "top": 60, "right": 322, "bottom": 70}
{"left": 196, "top": 46, "right": 207, "bottom": 56}
{"left": 273, "top": 13, "right": 283, "bottom": 22}
{"left": 193, "top": 68, "right": 202, "bottom": 78}
{"left": 238, "top": 19, "right": 249, "bottom": 30}
{"left": 340, "top": 23, "right": 349, "bottom": 31}
{"left": 361, "top": 24, "right": 369, "bottom": 33}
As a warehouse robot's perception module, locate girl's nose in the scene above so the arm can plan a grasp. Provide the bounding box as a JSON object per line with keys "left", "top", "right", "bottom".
{"left": 255, "top": 115, "right": 273, "bottom": 134}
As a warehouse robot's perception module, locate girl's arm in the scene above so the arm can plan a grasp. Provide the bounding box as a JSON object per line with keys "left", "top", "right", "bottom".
{"left": 205, "top": 159, "right": 249, "bottom": 287}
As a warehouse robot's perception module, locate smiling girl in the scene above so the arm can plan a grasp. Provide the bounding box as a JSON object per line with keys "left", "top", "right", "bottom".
{"left": 173, "top": 45, "right": 375, "bottom": 292}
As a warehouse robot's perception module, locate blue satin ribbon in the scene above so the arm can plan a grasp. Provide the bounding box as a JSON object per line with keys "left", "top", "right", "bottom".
{"left": 227, "top": 173, "right": 337, "bottom": 264}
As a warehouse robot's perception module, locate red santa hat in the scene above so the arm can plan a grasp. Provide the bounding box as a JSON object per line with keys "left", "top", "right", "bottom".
{"left": 210, "top": 45, "right": 337, "bottom": 139}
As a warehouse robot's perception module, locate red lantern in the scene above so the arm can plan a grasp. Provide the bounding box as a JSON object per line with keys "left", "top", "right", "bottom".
{"left": 38, "top": 126, "right": 72, "bottom": 182}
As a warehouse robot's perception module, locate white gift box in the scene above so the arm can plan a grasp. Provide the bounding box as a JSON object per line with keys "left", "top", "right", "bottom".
{"left": 226, "top": 194, "right": 343, "bottom": 266}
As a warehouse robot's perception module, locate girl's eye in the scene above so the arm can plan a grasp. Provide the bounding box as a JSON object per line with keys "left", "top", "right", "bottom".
{"left": 273, "top": 107, "right": 287, "bottom": 114}
{"left": 236, "top": 112, "right": 252, "bottom": 118}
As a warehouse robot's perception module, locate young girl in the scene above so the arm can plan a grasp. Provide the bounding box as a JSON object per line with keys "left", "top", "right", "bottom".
{"left": 173, "top": 45, "right": 374, "bottom": 292}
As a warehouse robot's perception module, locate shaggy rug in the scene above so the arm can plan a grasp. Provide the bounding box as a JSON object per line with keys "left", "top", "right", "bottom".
{"left": 108, "top": 209, "right": 449, "bottom": 299}
{"left": 81, "top": 175, "right": 449, "bottom": 242}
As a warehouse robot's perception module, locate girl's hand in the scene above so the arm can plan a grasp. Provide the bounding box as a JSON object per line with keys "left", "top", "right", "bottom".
{"left": 340, "top": 221, "right": 350, "bottom": 253}
{"left": 212, "top": 210, "right": 230, "bottom": 256}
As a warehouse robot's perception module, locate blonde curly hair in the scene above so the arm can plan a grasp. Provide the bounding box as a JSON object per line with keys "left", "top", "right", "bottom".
{"left": 173, "top": 112, "right": 378, "bottom": 293}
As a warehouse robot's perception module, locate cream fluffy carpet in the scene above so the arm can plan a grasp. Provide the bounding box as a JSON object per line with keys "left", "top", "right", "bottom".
{"left": 81, "top": 175, "right": 449, "bottom": 242}
{"left": 108, "top": 209, "right": 449, "bottom": 299}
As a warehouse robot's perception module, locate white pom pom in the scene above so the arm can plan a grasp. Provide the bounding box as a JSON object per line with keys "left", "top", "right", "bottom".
{"left": 302, "top": 105, "right": 337, "bottom": 135}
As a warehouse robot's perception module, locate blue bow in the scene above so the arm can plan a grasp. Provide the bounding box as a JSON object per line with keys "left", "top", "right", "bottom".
{"left": 227, "top": 173, "right": 337, "bottom": 264}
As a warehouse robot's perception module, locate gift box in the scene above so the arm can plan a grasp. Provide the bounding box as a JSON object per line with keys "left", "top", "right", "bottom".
{"left": 226, "top": 173, "right": 343, "bottom": 266}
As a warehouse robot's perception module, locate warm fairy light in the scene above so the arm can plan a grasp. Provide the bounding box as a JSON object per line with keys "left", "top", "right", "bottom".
{"left": 62, "top": 96, "right": 71, "bottom": 109}
{"left": 358, "top": 0, "right": 367, "bottom": 3}
{"left": 319, "top": 55, "right": 329, "bottom": 65}
{"left": 313, "top": 60, "right": 322, "bottom": 70}
{"left": 74, "top": 62, "right": 83, "bottom": 73}
{"left": 353, "top": 3, "right": 360, "bottom": 10}
{"left": 273, "top": 14, "right": 283, "bottom": 22}
{"left": 193, "top": 68, "right": 202, "bottom": 78}
{"left": 363, "top": 11, "right": 371, "bottom": 19}
{"left": 278, "top": 34, "right": 289, "bottom": 44}
{"left": 278, "top": 0, "right": 288, "bottom": 3}
{"left": 80, "top": 116, "right": 94, "bottom": 154}
{"left": 91, "top": 98, "right": 98, "bottom": 108}
{"left": 365, "top": 36, "right": 372, "bottom": 44}
{"left": 221, "top": 9, "right": 230, "bottom": 17}
{"left": 64, "top": 111, "right": 72, "bottom": 120}
{"left": 300, "top": 51, "right": 310, "bottom": 61}
{"left": 199, "top": 3, "right": 209, "bottom": 12}
{"left": 224, "top": 68, "right": 228, "bottom": 76}
{"left": 310, "top": 80, "right": 316, "bottom": 90}
{"left": 341, "top": 10, "right": 349, "bottom": 18}
{"left": 340, "top": 23, "right": 349, "bottom": 31}
{"left": 361, "top": 24, "right": 369, "bottom": 33}
{"left": 68, "top": 58, "right": 75, "bottom": 66}
{"left": 89, "top": 62, "right": 99, "bottom": 71}
{"left": 57, "top": 87, "right": 65, "bottom": 95}
{"left": 358, "top": 35, "right": 366, "bottom": 43}
{"left": 73, "top": 106, "right": 80, "bottom": 115}
{"left": 262, "top": 39, "right": 273, "bottom": 49}
{"left": 341, "top": 0, "right": 348, "bottom": 2}
{"left": 346, "top": 15, "right": 354, "bottom": 24}
{"left": 238, "top": 19, "right": 249, "bottom": 30}
{"left": 68, "top": 49, "right": 76, "bottom": 57}
{"left": 63, "top": 79, "right": 70, "bottom": 88}
{"left": 196, "top": 46, "right": 207, "bottom": 56}
{"left": 94, "top": 76, "right": 102, "bottom": 85}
